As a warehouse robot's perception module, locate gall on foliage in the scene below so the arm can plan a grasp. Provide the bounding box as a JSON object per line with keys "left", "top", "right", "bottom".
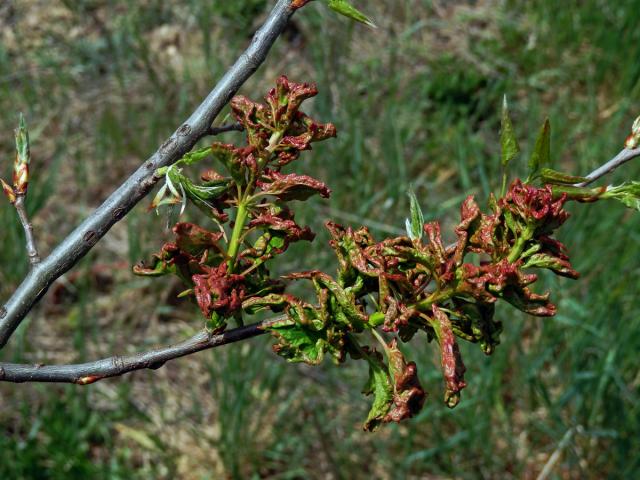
{"left": 135, "top": 76, "right": 640, "bottom": 431}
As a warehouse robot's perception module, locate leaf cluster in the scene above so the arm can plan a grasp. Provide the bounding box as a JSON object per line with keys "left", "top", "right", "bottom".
{"left": 136, "top": 78, "right": 640, "bottom": 430}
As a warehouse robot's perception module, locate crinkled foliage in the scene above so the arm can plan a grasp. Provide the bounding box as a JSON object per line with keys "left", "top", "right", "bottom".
{"left": 136, "top": 76, "right": 639, "bottom": 431}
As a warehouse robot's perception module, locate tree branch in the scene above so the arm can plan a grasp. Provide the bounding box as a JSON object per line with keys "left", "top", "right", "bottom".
{"left": 0, "top": 0, "right": 300, "bottom": 349}
{"left": 207, "top": 123, "right": 244, "bottom": 136}
{"left": 0, "top": 316, "right": 287, "bottom": 384}
{"left": 13, "top": 195, "right": 40, "bottom": 267}
{"left": 578, "top": 147, "right": 640, "bottom": 186}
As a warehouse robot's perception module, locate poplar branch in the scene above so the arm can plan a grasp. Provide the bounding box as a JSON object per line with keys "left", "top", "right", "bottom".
{"left": 0, "top": 0, "right": 300, "bottom": 349}
{"left": 13, "top": 195, "right": 40, "bottom": 267}
{"left": 0, "top": 317, "right": 287, "bottom": 384}
{"left": 207, "top": 123, "right": 244, "bottom": 136}
{"left": 578, "top": 147, "right": 640, "bottom": 186}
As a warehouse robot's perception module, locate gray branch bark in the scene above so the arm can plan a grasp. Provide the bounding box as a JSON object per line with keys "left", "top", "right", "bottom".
{"left": 0, "top": 318, "right": 286, "bottom": 384}
{"left": 0, "top": 0, "right": 299, "bottom": 348}
{"left": 578, "top": 147, "right": 640, "bottom": 186}
{"left": 13, "top": 194, "right": 40, "bottom": 267}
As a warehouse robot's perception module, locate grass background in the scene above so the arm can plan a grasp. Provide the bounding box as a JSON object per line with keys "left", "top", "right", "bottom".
{"left": 0, "top": 0, "right": 639, "bottom": 478}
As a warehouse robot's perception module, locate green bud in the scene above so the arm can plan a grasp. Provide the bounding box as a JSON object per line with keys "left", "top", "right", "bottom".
{"left": 13, "top": 113, "right": 30, "bottom": 195}
{"left": 1, "top": 178, "right": 16, "bottom": 204}
{"left": 624, "top": 115, "right": 640, "bottom": 149}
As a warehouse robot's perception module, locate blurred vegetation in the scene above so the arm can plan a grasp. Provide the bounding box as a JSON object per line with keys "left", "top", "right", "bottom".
{"left": 0, "top": 0, "right": 639, "bottom": 478}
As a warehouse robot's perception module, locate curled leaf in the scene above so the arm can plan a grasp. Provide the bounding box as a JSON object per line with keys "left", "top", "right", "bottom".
{"left": 430, "top": 305, "right": 467, "bottom": 408}
{"left": 383, "top": 339, "right": 426, "bottom": 424}
{"left": 362, "top": 350, "right": 393, "bottom": 431}
{"left": 257, "top": 169, "right": 331, "bottom": 201}
{"left": 192, "top": 263, "right": 246, "bottom": 318}
{"left": 539, "top": 168, "right": 588, "bottom": 185}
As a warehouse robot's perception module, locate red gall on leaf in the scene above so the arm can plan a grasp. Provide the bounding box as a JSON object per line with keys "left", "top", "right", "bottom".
{"left": 257, "top": 169, "right": 331, "bottom": 201}
{"left": 248, "top": 207, "right": 315, "bottom": 250}
{"left": 383, "top": 339, "right": 426, "bottom": 424}
{"left": 266, "top": 75, "right": 318, "bottom": 128}
{"left": 430, "top": 304, "right": 467, "bottom": 408}
{"left": 173, "top": 222, "right": 224, "bottom": 256}
{"left": 501, "top": 180, "right": 569, "bottom": 233}
{"left": 192, "top": 263, "right": 246, "bottom": 319}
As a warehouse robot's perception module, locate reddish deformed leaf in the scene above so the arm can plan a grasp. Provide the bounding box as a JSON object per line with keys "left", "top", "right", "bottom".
{"left": 257, "top": 169, "right": 331, "bottom": 201}
{"left": 424, "top": 221, "right": 457, "bottom": 282}
{"left": 133, "top": 240, "right": 207, "bottom": 283}
{"left": 524, "top": 235, "right": 579, "bottom": 279}
{"left": 266, "top": 75, "right": 318, "bottom": 128}
{"left": 210, "top": 142, "right": 254, "bottom": 181}
{"left": 430, "top": 305, "right": 467, "bottom": 408}
{"left": 248, "top": 207, "right": 315, "bottom": 255}
{"left": 523, "top": 253, "right": 579, "bottom": 279}
{"left": 501, "top": 180, "right": 569, "bottom": 233}
{"left": 460, "top": 259, "right": 557, "bottom": 316}
{"left": 173, "top": 223, "right": 224, "bottom": 256}
{"left": 383, "top": 339, "right": 426, "bottom": 424}
{"left": 229, "top": 96, "right": 270, "bottom": 150}
{"left": 453, "top": 195, "right": 481, "bottom": 264}
{"left": 381, "top": 296, "right": 418, "bottom": 333}
{"left": 192, "top": 263, "right": 246, "bottom": 318}
{"left": 273, "top": 113, "right": 337, "bottom": 165}
{"left": 326, "top": 222, "right": 409, "bottom": 284}
{"left": 502, "top": 286, "right": 556, "bottom": 316}
{"left": 468, "top": 208, "right": 504, "bottom": 257}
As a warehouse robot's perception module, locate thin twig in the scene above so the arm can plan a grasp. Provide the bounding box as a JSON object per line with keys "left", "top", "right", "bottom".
{"left": 0, "top": 316, "right": 287, "bottom": 384}
{"left": 207, "top": 123, "right": 244, "bottom": 136}
{"left": 578, "top": 147, "right": 640, "bottom": 186}
{"left": 13, "top": 195, "right": 40, "bottom": 266}
{"left": 0, "top": 0, "right": 300, "bottom": 349}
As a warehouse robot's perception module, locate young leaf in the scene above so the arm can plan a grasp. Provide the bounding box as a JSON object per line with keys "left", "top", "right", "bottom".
{"left": 405, "top": 186, "right": 424, "bottom": 241}
{"left": 528, "top": 118, "right": 550, "bottom": 176}
{"left": 624, "top": 115, "right": 640, "bottom": 149}
{"left": 500, "top": 96, "right": 519, "bottom": 168}
{"left": 326, "top": 0, "right": 377, "bottom": 28}
{"left": 362, "top": 353, "right": 393, "bottom": 431}
{"left": 601, "top": 182, "right": 640, "bottom": 210}
{"left": 539, "top": 168, "right": 588, "bottom": 185}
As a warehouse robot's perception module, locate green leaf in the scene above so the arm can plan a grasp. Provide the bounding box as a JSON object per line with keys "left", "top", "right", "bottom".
{"left": 362, "top": 353, "right": 393, "bottom": 431}
{"left": 205, "top": 311, "right": 227, "bottom": 333}
{"left": 368, "top": 311, "right": 385, "bottom": 328}
{"left": 500, "top": 96, "right": 519, "bottom": 168}
{"left": 539, "top": 168, "right": 588, "bottom": 185}
{"left": 405, "top": 186, "right": 424, "bottom": 241}
{"left": 166, "top": 168, "right": 230, "bottom": 206}
{"left": 269, "top": 323, "right": 327, "bottom": 364}
{"left": 529, "top": 118, "right": 550, "bottom": 175}
{"left": 601, "top": 182, "right": 640, "bottom": 211}
{"left": 174, "top": 146, "right": 212, "bottom": 167}
{"left": 326, "top": 0, "right": 377, "bottom": 28}
{"left": 550, "top": 184, "right": 605, "bottom": 202}
{"left": 14, "top": 113, "right": 30, "bottom": 166}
